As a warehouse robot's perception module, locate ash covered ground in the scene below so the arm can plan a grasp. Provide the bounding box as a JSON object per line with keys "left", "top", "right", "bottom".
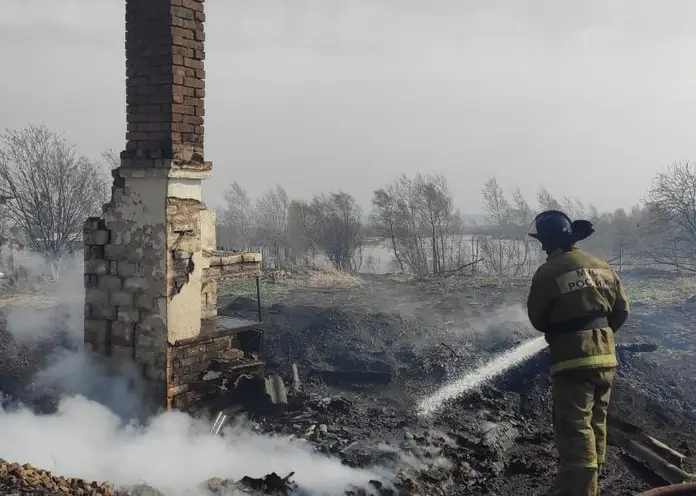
{"left": 1, "top": 270, "right": 696, "bottom": 495}
{"left": 220, "top": 271, "right": 696, "bottom": 495}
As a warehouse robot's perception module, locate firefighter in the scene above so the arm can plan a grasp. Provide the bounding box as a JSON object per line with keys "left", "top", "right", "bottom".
{"left": 526, "top": 210, "right": 629, "bottom": 496}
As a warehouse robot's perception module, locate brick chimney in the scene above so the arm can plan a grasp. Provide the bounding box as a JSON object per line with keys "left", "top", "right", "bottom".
{"left": 83, "top": 0, "right": 262, "bottom": 412}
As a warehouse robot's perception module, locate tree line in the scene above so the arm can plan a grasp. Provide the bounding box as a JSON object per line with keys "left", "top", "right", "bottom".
{"left": 478, "top": 165, "right": 696, "bottom": 276}
{"left": 2, "top": 124, "right": 695, "bottom": 278}
{"left": 221, "top": 163, "right": 696, "bottom": 277}
{"left": 218, "top": 183, "right": 364, "bottom": 271}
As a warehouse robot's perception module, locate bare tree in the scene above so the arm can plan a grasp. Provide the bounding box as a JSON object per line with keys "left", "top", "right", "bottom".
{"left": 254, "top": 185, "right": 290, "bottom": 268}
{"left": 510, "top": 187, "right": 538, "bottom": 275}
{"left": 219, "top": 181, "right": 253, "bottom": 250}
{"left": 296, "top": 191, "right": 364, "bottom": 271}
{"left": 371, "top": 185, "right": 406, "bottom": 272}
{"left": 287, "top": 199, "right": 316, "bottom": 265}
{"left": 390, "top": 174, "right": 431, "bottom": 275}
{"left": 413, "top": 174, "right": 457, "bottom": 274}
{"left": 101, "top": 149, "right": 121, "bottom": 170}
{"left": 0, "top": 125, "right": 109, "bottom": 264}
{"left": 562, "top": 196, "right": 587, "bottom": 219}
{"left": 511, "top": 187, "right": 533, "bottom": 228}
{"left": 537, "top": 186, "right": 561, "bottom": 211}
{"left": 648, "top": 161, "right": 696, "bottom": 240}
{"left": 644, "top": 161, "right": 696, "bottom": 272}
{"left": 482, "top": 177, "right": 510, "bottom": 229}
{"left": 480, "top": 177, "right": 524, "bottom": 276}
{"left": 370, "top": 173, "right": 466, "bottom": 276}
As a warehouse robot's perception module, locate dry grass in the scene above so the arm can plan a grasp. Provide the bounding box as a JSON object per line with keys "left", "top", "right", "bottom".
{"left": 290, "top": 267, "right": 364, "bottom": 289}
{"left": 622, "top": 274, "right": 696, "bottom": 307}
{"left": 0, "top": 286, "right": 59, "bottom": 309}
{"left": 217, "top": 267, "right": 364, "bottom": 302}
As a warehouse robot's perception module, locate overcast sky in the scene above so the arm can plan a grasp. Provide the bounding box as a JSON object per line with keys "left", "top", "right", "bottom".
{"left": 3, "top": 0, "right": 696, "bottom": 214}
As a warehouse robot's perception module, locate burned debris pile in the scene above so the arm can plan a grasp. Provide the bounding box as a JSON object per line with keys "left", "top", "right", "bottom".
{"left": 0, "top": 460, "right": 117, "bottom": 496}
{"left": 236, "top": 473, "right": 297, "bottom": 494}
{"left": 222, "top": 299, "right": 422, "bottom": 379}
{"left": 221, "top": 295, "right": 536, "bottom": 395}
{"left": 241, "top": 384, "right": 559, "bottom": 495}
{"left": 2, "top": 275, "right": 696, "bottom": 495}
{"left": 200, "top": 473, "right": 299, "bottom": 495}
{"left": 0, "top": 458, "right": 301, "bottom": 496}
{"left": 214, "top": 293, "right": 696, "bottom": 495}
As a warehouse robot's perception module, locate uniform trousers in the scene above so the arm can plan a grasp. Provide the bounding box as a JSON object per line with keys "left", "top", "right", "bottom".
{"left": 548, "top": 367, "right": 616, "bottom": 496}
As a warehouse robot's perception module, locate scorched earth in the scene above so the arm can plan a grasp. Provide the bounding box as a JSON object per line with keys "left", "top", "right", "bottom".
{"left": 0, "top": 268, "right": 695, "bottom": 495}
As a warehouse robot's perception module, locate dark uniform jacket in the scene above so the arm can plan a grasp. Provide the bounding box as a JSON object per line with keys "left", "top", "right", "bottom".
{"left": 526, "top": 246, "right": 630, "bottom": 375}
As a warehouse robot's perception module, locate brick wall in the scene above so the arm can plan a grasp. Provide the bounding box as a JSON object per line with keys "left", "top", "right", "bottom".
{"left": 124, "top": 0, "right": 206, "bottom": 163}
{"left": 167, "top": 333, "right": 243, "bottom": 411}
{"left": 83, "top": 176, "right": 170, "bottom": 409}
{"left": 83, "top": 218, "right": 112, "bottom": 356}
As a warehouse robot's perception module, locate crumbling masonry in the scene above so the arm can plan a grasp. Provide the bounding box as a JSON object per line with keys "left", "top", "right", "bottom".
{"left": 83, "top": 0, "right": 263, "bottom": 411}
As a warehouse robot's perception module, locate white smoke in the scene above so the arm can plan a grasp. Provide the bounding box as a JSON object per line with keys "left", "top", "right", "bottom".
{"left": 0, "top": 256, "right": 389, "bottom": 495}
{"left": 450, "top": 304, "right": 533, "bottom": 336}
{"left": 0, "top": 396, "right": 384, "bottom": 495}
{"left": 2, "top": 250, "right": 84, "bottom": 344}
{"left": 32, "top": 349, "right": 144, "bottom": 420}
{"left": 434, "top": 303, "right": 537, "bottom": 358}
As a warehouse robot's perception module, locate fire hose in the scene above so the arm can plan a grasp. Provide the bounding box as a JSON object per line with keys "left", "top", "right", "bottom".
{"left": 635, "top": 482, "right": 696, "bottom": 495}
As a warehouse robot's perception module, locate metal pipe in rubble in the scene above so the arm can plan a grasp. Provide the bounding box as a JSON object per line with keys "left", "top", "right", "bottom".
{"left": 635, "top": 482, "right": 696, "bottom": 495}
{"left": 210, "top": 412, "right": 228, "bottom": 436}
{"left": 256, "top": 276, "right": 262, "bottom": 322}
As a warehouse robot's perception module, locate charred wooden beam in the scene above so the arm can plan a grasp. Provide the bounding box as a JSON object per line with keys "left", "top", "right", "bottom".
{"left": 608, "top": 420, "right": 696, "bottom": 486}
{"left": 640, "top": 434, "right": 689, "bottom": 469}
{"left": 308, "top": 369, "right": 393, "bottom": 385}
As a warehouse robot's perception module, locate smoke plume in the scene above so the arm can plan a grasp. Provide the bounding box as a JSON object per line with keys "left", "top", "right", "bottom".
{"left": 0, "top": 256, "right": 387, "bottom": 494}
{"left": 0, "top": 396, "right": 384, "bottom": 495}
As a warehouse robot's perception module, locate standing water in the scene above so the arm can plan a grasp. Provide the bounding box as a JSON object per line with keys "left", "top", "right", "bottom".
{"left": 417, "top": 336, "right": 548, "bottom": 416}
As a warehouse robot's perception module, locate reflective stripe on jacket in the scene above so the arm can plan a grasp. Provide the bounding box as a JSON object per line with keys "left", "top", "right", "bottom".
{"left": 526, "top": 246, "right": 629, "bottom": 375}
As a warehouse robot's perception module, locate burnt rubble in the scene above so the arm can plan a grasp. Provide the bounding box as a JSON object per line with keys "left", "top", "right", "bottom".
{"left": 0, "top": 459, "right": 294, "bottom": 496}
{"left": 233, "top": 384, "right": 555, "bottom": 495}
{"left": 0, "top": 459, "right": 117, "bottom": 495}
{"left": 218, "top": 335, "right": 681, "bottom": 496}
{"left": 0, "top": 335, "right": 689, "bottom": 496}
{"left": 0, "top": 458, "right": 389, "bottom": 496}
{"left": 2, "top": 271, "right": 696, "bottom": 495}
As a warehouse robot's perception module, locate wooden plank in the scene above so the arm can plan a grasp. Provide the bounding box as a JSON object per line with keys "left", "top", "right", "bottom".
{"left": 610, "top": 429, "right": 696, "bottom": 485}
{"left": 203, "top": 251, "right": 263, "bottom": 265}
{"left": 640, "top": 434, "right": 688, "bottom": 469}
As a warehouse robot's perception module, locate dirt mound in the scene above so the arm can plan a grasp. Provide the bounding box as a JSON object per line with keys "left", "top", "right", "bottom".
{"left": 222, "top": 297, "right": 534, "bottom": 397}
{"left": 222, "top": 299, "right": 422, "bottom": 378}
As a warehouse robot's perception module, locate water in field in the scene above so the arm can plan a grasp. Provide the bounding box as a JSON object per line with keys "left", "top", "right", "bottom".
{"left": 417, "top": 336, "right": 548, "bottom": 416}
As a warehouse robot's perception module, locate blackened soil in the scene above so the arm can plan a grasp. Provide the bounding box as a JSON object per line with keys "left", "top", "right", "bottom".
{"left": 0, "top": 272, "right": 694, "bottom": 495}
{"left": 0, "top": 305, "right": 75, "bottom": 412}
{"left": 221, "top": 274, "right": 696, "bottom": 495}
